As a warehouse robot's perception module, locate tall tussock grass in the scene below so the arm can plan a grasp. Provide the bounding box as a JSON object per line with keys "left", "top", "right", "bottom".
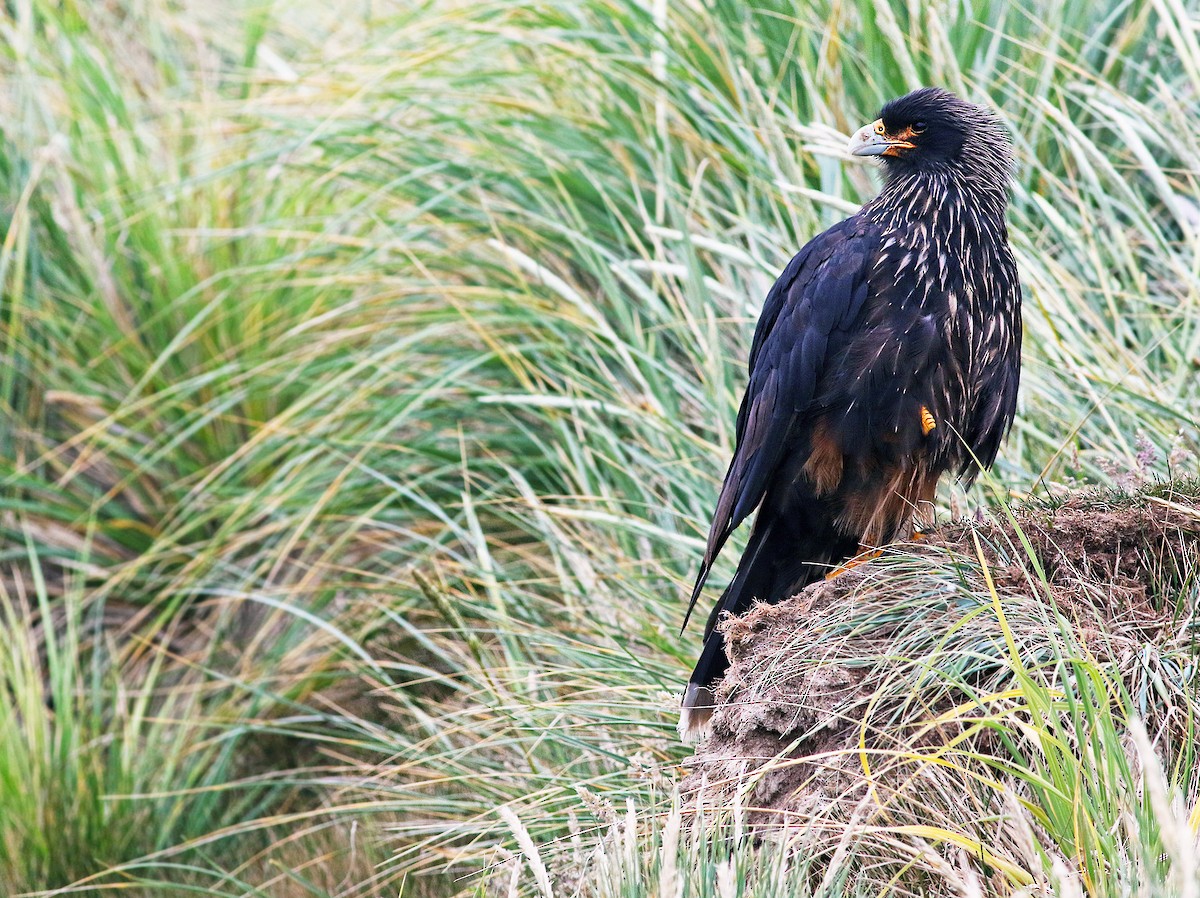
{"left": 1, "top": 0, "right": 1199, "bottom": 894}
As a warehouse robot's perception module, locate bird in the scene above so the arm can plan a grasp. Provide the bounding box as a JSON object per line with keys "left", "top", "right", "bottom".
{"left": 679, "top": 88, "right": 1022, "bottom": 739}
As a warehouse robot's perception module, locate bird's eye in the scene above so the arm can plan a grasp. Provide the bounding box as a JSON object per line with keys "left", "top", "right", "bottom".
{"left": 911, "top": 121, "right": 928, "bottom": 134}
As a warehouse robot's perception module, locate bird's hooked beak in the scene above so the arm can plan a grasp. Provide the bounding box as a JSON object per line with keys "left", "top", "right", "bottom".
{"left": 847, "top": 119, "right": 916, "bottom": 158}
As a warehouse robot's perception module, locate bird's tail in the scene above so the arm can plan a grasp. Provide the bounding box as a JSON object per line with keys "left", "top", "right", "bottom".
{"left": 678, "top": 634, "right": 728, "bottom": 739}
{"left": 679, "top": 510, "right": 858, "bottom": 741}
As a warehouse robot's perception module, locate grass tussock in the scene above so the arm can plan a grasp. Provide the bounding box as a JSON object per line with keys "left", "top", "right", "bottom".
{"left": 0, "top": 0, "right": 1199, "bottom": 895}
{"left": 688, "top": 483, "right": 1200, "bottom": 895}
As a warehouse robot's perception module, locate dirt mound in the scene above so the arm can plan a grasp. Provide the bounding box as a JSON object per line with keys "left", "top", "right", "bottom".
{"left": 682, "top": 484, "right": 1200, "bottom": 829}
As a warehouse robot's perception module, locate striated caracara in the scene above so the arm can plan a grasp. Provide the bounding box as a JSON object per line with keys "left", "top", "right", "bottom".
{"left": 681, "top": 88, "right": 1022, "bottom": 738}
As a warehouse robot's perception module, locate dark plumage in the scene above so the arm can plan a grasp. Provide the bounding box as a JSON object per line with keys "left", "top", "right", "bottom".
{"left": 680, "top": 88, "right": 1022, "bottom": 738}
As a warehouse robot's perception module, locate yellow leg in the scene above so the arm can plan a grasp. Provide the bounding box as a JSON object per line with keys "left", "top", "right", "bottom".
{"left": 920, "top": 406, "right": 936, "bottom": 436}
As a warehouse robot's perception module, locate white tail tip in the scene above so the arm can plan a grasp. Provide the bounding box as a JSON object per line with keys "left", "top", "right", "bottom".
{"left": 678, "top": 683, "right": 716, "bottom": 743}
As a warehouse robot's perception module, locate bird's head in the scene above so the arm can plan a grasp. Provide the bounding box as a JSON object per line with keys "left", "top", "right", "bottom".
{"left": 847, "top": 87, "right": 1012, "bottom": 188}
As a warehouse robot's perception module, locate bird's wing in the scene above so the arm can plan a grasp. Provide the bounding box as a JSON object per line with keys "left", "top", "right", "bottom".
{"left": 683, "top": 219, "right": 878, "bottom": 629}
{"left": 961, "top": 256, "right": 1023, "bottom": 480}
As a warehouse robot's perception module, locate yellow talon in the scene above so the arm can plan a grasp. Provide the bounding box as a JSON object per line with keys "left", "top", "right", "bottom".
{"left": 920, "top": 406, "right": 936, "bottom": 436}
{"left": 825, "top": 547, "right": 884, "bottom": 580}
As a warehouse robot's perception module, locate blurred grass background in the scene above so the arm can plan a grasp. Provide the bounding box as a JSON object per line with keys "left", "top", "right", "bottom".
{"left": 1, "top": 0, "right": 1199, "bottom": 895}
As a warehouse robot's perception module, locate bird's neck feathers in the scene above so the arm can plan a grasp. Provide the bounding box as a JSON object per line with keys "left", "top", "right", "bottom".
{"left": 872, "top": 156, "right": 1010, "bottom": 228}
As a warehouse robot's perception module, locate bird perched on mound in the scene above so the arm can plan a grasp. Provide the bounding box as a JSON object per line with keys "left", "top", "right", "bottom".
{"left": 680, "top": 88, "right": 1022, "bottom": 739}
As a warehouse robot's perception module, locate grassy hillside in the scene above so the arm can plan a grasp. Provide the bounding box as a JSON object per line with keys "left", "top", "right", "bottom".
{"left": 1, "top": 0, "right": 1198, "bottom": 895}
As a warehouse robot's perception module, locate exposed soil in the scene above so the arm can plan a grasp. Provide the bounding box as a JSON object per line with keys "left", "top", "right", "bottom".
{"left": 681, "top": 483, "right": 1200, "bottom": 829}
